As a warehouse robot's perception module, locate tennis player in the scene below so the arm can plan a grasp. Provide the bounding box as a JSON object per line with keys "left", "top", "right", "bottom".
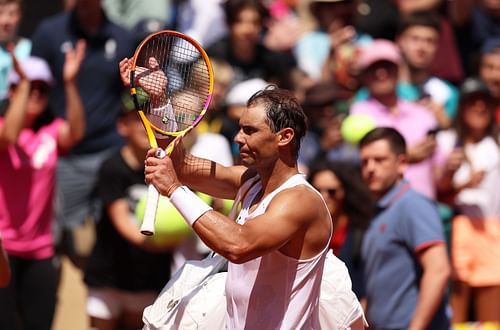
{"left": 144, "top": 85, "right": 332, "bottom": 329}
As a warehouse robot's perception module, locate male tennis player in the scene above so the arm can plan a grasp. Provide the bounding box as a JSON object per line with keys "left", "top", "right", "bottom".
{"left": 136, "top": 74, "right": 332, "bottom": 328}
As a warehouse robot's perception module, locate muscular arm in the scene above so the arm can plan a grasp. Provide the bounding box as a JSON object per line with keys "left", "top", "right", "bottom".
{"left": 192, "top": 187, "right": 328, "bottom": 264}
{"left": 409, "top": 243, "right": 450, "bottom": 330}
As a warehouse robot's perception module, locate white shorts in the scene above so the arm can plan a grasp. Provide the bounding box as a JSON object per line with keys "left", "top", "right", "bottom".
{"left": 86, "top": 287, "right": 157, "bottom": 320}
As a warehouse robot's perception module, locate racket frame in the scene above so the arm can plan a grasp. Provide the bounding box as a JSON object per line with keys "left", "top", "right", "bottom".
{"left": 129, "top": 30, "right": 213, "bottom": 235}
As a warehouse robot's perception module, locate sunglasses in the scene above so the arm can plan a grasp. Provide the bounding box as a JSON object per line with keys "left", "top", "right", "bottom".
{"left": 11, "top": 81, "right": 51, "bottom": 95}
{"left": 316, "top": 187, "right": 338, "bottom": 197}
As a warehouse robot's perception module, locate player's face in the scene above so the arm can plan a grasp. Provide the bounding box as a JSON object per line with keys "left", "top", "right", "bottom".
{"left": 311, "top": 170, "right": 345, "bottom": 216}
{"left": 480, "top": 53, "right": 500, "bottom": 97}
{"left": 398, "top": 26, "right": 439, "bottom": 70}
{"left": 234, "top": 104, "right": 280, "bottom": 167}
{"left": 360, "top": 139, "right": 406, "bottom": 197}
{"left": 0, "top": 3, "right": 21, "bottom": 42}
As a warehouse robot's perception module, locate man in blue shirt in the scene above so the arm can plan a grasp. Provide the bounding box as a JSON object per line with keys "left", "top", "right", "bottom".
{"left": 359, "top": 127, "right": 451, "bottom": 330}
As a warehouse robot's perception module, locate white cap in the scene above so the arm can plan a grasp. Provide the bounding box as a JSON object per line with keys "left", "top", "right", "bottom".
{"left": 225, "top": 78, "right": 268, "bottom": 106}
{"left": 8, "top": 56, "right": 54, "bottom": 86}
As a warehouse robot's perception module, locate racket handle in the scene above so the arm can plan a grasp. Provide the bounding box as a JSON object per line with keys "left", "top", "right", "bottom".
{"left": 141, "top": 184, "right": 160, "bottom": 235}
{"left": 140, "top": 148, "right": 167, "bottom": 236}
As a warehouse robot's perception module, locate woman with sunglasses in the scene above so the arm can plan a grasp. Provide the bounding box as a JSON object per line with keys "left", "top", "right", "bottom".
{"left": 0, "top": 43, "right": 85, "bottom": 330}
{"left": 308, "top": 160, "right": 374, "bottom": 298}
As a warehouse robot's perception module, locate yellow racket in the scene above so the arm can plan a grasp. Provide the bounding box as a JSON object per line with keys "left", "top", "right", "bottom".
{"left": 129, "top": 30, "right": 213, "bottom": 235}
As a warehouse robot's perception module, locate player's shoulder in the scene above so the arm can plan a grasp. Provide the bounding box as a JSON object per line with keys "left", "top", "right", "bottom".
{"left": 272, "top": 183, "right": 324, "bottom": 212}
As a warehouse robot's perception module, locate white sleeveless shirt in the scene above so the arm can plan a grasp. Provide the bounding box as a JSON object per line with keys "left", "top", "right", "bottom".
{"left": 225, "top": 174, "right": 332, "bottom": 330}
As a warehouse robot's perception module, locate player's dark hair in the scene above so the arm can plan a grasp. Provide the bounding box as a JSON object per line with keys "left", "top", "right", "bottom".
{"left": 247, "top": 85, "right": 308, "bottom": 158}
{"left": 359, "top": 127, "right": 407, "bottom": 156}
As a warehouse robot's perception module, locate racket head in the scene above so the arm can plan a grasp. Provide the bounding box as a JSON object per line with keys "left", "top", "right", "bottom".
{"left": 129, "top": 30, "right": 213, "bottom": 138}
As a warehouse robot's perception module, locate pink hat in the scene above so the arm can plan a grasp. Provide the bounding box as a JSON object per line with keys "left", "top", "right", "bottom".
{"left": 8, "top": 56, "right": 54, "bottom": 86}
{"left": 357, "top": 39, "right": 401, "bottom": 71}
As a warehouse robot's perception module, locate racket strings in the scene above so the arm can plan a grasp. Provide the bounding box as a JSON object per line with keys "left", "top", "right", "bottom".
{"left": 135, "top": 34, "right": 211, "bottom": 134}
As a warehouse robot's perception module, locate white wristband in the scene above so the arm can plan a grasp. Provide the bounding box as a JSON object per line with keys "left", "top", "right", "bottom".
{"left": 169, "top": 186, "right": 212, "bottom": 226}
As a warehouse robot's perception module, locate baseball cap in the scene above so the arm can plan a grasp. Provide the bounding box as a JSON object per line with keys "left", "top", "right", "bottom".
{"left": 225, "top": 78, "right": 269, "bottom": 106}
{"left": 459, "top": 77, "right": 492, "bottom": 99}
{"left": 356, "top": 39, "right": 401, "bottom": 71}
{"left": 481, "top": 37, "right": 500, "bottom": 55}
{"left": 8, "top": 56, "right": 54, "bottom": 86}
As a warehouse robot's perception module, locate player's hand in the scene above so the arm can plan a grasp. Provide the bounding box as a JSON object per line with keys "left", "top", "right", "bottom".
{"left": 63, "top": 39, "right": 86, "bottom": 83}
{"left": 145, "top": 148, "right": 181, "bottom": 197}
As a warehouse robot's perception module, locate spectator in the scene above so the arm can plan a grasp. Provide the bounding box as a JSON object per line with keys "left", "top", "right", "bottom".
{"left": 396, "top": 11, "right": 459, "bottom": 128}
{"left": 308, "top": 160, "right": 373, "bottom": 298}
{"left": 450, "top": 0, "right": 500, "bottom": 75}
{"left": 295, "top": 0, "right": 371, "bottom": 85}
{"left": 84, "top": 101, "right": 174, "bottom": 330}
{"left": 436, "top": 77, "right": 500, "bottom": 322}
{"left": 359, "top": 127, "right": 451, "bottom": 329}
{"left": 0, "top": 0, "right": 30, "bottom": 110}
{"left": 397, "top": 1, "right": 464, "bottom": 84}
{"left": 30, "top": 0, "right": 137, "bottom": 268}
{"left": 298, "top": 80, "right": 357, "bottom": 171}
{"left": 350, "top": 39, "right": 443, "bottom": 199}
{"left": 478, "top": 37, "right": 500, "bottom": 126}
{"left": 206, "top": 0, "right": 295, "bottom": 87}
{"left": 0, "top": 47, "right": 85, "bottom": 330}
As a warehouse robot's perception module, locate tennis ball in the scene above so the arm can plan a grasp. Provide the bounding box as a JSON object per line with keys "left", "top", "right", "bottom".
{"left": 340, "top": 114, "right": 376, "bottom": 145}
{"left": 197, "top": 192, "right": 234, "bottom": 215}
{"left": 135, "top": 194, "right": 192, "bottom": 248}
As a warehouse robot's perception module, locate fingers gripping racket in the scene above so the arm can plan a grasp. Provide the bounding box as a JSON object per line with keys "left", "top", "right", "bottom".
{"left": 129, "top": 30, "right": 213, "bottom": 235}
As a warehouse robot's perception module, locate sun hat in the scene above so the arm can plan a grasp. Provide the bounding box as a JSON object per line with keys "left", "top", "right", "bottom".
{"left": 357, "top": 39, "right": 401, "bottom": 71}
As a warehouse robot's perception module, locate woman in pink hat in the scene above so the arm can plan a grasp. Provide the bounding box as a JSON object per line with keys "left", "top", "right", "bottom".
{"left": 0, "top": 41, "right": 85, "bottom": 330}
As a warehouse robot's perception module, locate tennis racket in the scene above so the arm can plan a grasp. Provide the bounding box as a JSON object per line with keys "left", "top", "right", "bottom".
{"left": 129, "top": 30, "right": 213, "bottom": 235}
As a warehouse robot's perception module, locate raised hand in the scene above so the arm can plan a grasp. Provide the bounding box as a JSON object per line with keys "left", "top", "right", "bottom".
{"left": 8, "top": 43, "right": 28, "bottom": 82}
{"left": 63, "top": 39, "right": 86, "bottom": 83}
{"left": 119, "top": 57, "right": 132, "bottom": 87}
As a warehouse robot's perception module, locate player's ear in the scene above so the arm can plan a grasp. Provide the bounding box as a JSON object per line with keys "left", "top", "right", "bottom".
{"left": 277, "top": 127, "right": 295, "bottom": 147}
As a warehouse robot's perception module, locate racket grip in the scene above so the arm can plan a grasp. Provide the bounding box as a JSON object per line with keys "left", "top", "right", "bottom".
{"left": 140, "top": 148, "right": 167, "bottom": 236}
{"left": 141, "top": 184, "right": 160, "bottom": 236}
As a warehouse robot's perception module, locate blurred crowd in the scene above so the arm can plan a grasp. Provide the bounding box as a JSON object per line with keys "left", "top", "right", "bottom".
{"left": 0, "top": 0, "right": 500, "bottom": 329}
